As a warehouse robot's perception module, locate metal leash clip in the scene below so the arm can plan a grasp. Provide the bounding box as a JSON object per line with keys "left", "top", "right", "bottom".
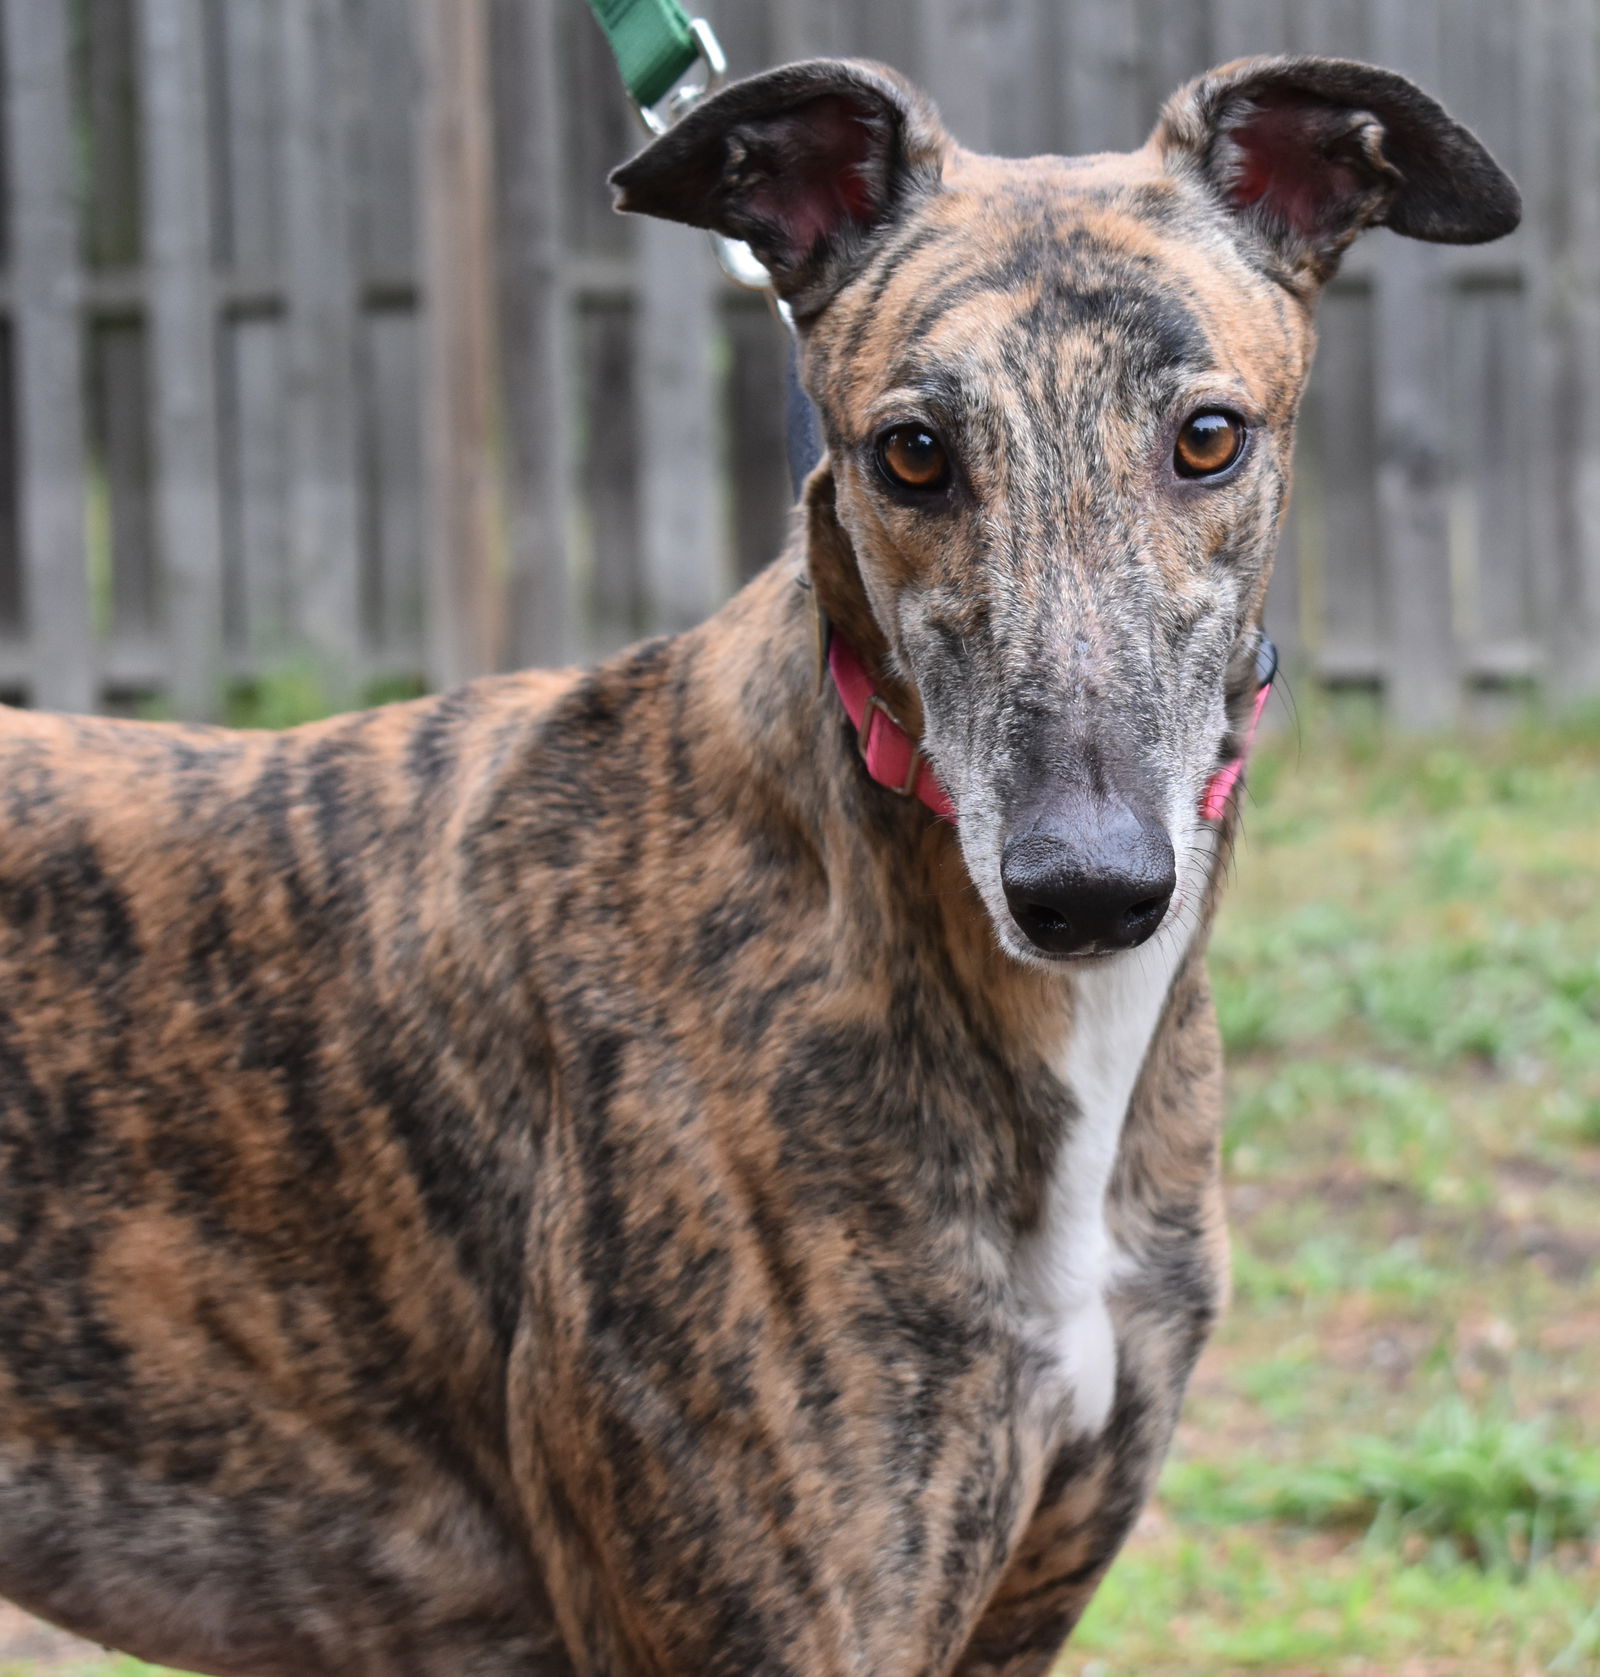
{"left": 627, "top": 17, "right": 775, "bottom": 294}
{"left": 627, "top": 15, "right": 724, "bottom": 134}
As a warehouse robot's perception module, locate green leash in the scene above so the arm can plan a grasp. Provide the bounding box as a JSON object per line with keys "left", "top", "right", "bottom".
{"left": 581, "top": 0, "right": 814, "bottom": 483}
{"left": 583, "top": 0, "right": 720, "bottom": 128}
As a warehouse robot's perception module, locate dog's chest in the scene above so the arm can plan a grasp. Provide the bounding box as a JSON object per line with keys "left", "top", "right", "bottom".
{"left": 1014, "top": 935, "right": 1190, "bottom": 1436}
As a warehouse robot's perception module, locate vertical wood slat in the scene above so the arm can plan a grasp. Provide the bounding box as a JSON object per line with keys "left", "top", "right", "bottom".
{"left": 491, "top": 0, "right": 572, "bottom": 670}
{"left": 3, "top": 0, "right": 96, "bottom": 711}
{"left": 1451, "top": 286, "right": 1528, "bottom": 672}
{"left": 1305, "top": 284, "right": 1382, "bottom": 677}
{"left": 1556, "top": 0, "right": 1600, "bottom": 697}
{"left": 918, "top": 0, "right": 1001, "bottom": 152}
{"left": 1138, "top": 0, "right": 1209, "bottom": 112}
{"left": 211, "top": 0, "right": 285, "bottom": 278}
{"left": 1373, "top": 258, "right": 1456, "bottom": 720}
{"left": 1296, "top": 0, "right": 1367, "bottom": 57}
{"left": 360, "top": 312, "right": 425, "bottom": 663}
{"left": 1289, "top": 0, "right": 1367, "bottom": 690}
{"left": 636, "top": 218, "right": 725, "bottom": 634}
{"left": 1370, "top": 3, "right": 1457, "bottom": 727}
{"left": 724, "top": 295, "right": 792, "bottom": 583}
{"left": 1209, "top": 0, "right": 1295, "bottom": 58}
{"left": 768, "top": 0, "right": 855, "bottom": 62}
{"left": 141, "top": 0, "right": 226, "bottom": 717}
{"left": 580, "top": 300, "right": 643, "bottom": 653}
{"left": 1516, "top": 0, "right": 1566, "bottom": 695}
{"left": 1060, "top": 0, "right": 1145, "bottom": 156}
{"left": 221, "top": 319, "right": 290, "bottom": 658}
{"left": 349, "top": 0, "right": 421, "bottom": 284}
{"left": 917, "top": 0, "right": 1056, "bottom": 158}
{"left": 417, "top": 0, "right": 502, "bottom": 687}
{"left": 82, "top": 0, "right": 144, "bottom": 271}
{"left": 211, "top": 0, "right": 288, "bottom": 663}
{"left": 91, "top": 322, "right": 157, "bottom": 638}
{"left": 0, "top": 329, "right": 21, "bottom": 634}
{"left": 283, "top": 0, "right": 363, "bottom": 698}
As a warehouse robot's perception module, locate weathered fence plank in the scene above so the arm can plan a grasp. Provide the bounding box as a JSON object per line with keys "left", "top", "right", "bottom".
{"left": 1140, "top": 0, "right": 1209, "bottom": 108}
{"left": 1060, "top": 0, "right": 1145, "bottom": 156}
{"left": 578, "top": 298, "right": 643, "bottom": 652}
{"left": 1371, "top": 4, "right": 1458, "bottom": 727}
{"left": 490, "top": 0, "right": 573, "bottom": 670}
{"left": 81, "top": 0, "right": 144, "bottom": 271}
{"left": 1553, "top": 0, "right": 1600, "bottom": 697}
{"left": 0, "top": 331, "right": 21, "bottom": 643}
{"left": 90, "top": 321, "right": 156, "bottom": 641}
{"left": 141, "top": 0, "right": 227, "bottom": 718}
{"left": 725, "top": 295, "right": 792, "bottom": 581}
{"left": 3, "top": 0, "right": 96, "bottom": 712}
{"left": 1305, "top": 284, "right": 1382, "bottom": 682}
{"left": 1516, "top": 0, "right": 1566, "bottom": 699}
{"left": 360, "top": 310, "right": 425, "bottom": 669}
{"left": 221, "top": 317, "right": 291, "bottom": 659}
{"left": 283, "top": 0, "right": 364, "bottom": 700}
{"left": 919, "top": 0, "right": 1003, "bottom": 152}
{"left": 211, "top": 0, "right": 284, "bottom": 281}
{"left": 349, "top": 0, "right": 421, "bottom": 288}
{"left": 636, "top": 217, "right": 726, "bottom": 635}
{"left": 417, "top": 0, "right": 501, "bottom": 688}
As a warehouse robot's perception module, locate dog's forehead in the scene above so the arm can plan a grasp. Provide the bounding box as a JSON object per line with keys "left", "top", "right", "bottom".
{"left": 817, "top": 146, "right": 1309, "bottom": 420}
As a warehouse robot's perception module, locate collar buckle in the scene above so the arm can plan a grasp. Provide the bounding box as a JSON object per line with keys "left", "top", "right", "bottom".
{"left": 857, "top": 695, "right": 927, "bottom": 799}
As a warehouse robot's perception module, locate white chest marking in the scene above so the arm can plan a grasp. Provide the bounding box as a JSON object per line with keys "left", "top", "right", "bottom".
{"left": 1018, "top": 927, "right": 1194, "bottom": 1437}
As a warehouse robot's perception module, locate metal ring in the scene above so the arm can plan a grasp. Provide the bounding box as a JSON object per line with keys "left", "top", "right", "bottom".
{"left": 629, "top": 17, "right": 727, "bottom": 136}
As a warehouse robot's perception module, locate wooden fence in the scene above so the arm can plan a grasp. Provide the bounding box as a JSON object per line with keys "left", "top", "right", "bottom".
{"left": 0, "top": 0, "right": 1596, "bottom": 724}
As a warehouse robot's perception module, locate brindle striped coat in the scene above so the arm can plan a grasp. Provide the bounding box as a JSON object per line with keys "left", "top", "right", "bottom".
{"left": 0, "top": 54, "right": 1516, "bottom": 1677}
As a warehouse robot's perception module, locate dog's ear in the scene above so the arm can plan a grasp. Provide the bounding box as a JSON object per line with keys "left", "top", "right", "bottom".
{"left": 609, "top": 58, "right": 947, "bottom": 318}
{"left": 1154, "top": 56, "right": 1520, "bottom": 281}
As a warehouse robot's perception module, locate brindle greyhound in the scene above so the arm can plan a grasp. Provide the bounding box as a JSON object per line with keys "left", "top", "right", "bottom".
{"left": 0, "top": 52, "right": 1516, "bottom": 1677}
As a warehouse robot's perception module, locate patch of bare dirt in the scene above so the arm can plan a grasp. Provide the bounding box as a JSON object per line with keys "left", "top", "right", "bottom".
{"left": 0, "top": 1602, "right": 111, "bottom": 1668}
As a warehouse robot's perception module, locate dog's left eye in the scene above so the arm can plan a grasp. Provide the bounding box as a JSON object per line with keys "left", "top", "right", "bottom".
{"left": 876, "top": 426, "right": 951, "bottom": 492}
{"left": 1174, "top": 410, "right": 1247, "bottom": 478}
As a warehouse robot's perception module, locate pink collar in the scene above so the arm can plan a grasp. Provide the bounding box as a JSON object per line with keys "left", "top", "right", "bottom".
{"left": 826, "top": 632, "right": 958, "bottom": 821}
{"left": 825, "top": 629, "right": 1273, "bottom": 826}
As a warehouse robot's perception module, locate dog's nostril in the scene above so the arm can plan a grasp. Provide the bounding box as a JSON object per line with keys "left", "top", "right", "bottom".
{"left": 1125, "top": 895, "right": 1168, "bottom": 924}
{"left": 1015, "top": 901, "right": 1070, "bottom": 938}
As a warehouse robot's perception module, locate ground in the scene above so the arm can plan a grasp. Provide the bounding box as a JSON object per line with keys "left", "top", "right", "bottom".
{"left": 3, "top": 701, "right": 1598, "bottom": 1677}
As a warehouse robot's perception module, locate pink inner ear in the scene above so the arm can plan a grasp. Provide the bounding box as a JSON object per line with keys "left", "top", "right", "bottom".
{"left": 742, "top": 95, "right": 877, "bottom": 263}
{"left": 1226, "top": 96, "right": 1365, "bottom": 238}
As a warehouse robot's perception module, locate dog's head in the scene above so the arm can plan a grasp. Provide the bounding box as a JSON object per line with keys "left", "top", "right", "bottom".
{"left": 613, "top": 56, "right": 1518, "bottom": 967}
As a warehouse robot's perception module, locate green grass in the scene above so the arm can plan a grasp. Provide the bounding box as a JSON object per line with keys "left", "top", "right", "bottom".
{"left": 1158, "top": 1399, "right": 1600, "bottom": 1566}
{"left": 1071, "top": 1530, "right": 1600, "bottom": 1674}
{"left": 136, "top": 662, "right": 426, "bottom": 731}
{"left": 0, "top": 1664, "right": 182, "bottom": 1677}
{"left": 5, "top": 706, "right": 1599, "bottom": 1674}
{"left": 1062, "top": 707, "right": 1600, "bottom": 1675}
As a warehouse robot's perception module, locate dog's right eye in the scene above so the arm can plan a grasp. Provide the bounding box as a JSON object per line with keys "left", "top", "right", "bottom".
{"left": 876, "top": 426, "right": 951, "bottom": 493}
{"left": 1174, "top": 410, "right": 1247, "bottom": 478}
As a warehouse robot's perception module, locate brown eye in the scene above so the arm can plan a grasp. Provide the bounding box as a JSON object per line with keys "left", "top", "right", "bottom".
{"left": 1174, "top": 410, "right": 1246, "bottom": 478}
{"left": 877, "top": 425, "right": 950, "bottom": 492}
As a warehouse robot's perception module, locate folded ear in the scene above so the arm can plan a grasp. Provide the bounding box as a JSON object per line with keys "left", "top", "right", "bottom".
{"left": 609, "top": 58, "right": 947, "bottom": 318}
{"left": 1154, "top": 55, "right": 1520, "bottom": 282}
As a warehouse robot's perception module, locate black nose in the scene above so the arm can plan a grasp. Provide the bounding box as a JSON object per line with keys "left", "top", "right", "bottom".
{"left": 1001, "top": 804, "right": 1176, "bottom": 957}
